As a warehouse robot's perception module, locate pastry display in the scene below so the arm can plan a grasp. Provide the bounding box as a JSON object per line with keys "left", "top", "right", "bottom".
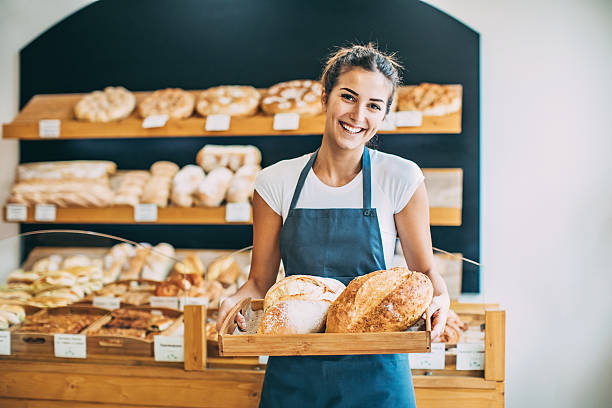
{"left": 138, "top": 88, "right": 195, "bottom": 119}
{"left": 196, "top": 144, "right": 262, "bottom": 173}
{"left": 74, "top": 86, "right": 136, "bottom": 122}
{"left": 260, "top": 80, "right": 323, "bottom": 115}
{"left": 206, "top": 256, "right": 241, "bottom": 286}
{"left": 140, "top": 243, "right": 176, "bottom": 281}
{"left": 196, "top": 85, "right": 260, "bottom": 116}
{"left": 0, "top": 304, "right": 26, "bottom": 330}
{"left": 17, "top": 161, "right": 117, "bottom": 181}
{"left": 258, "top": 275, "right": 345, "bottom": 335}
{"left": 326, "top": 267, "right": 433, "bottom": 333}
{"left": 119, "top": 244, "right": 151, "bottom": 280}
{"left": 194, "top": 167, "right": 233, "bottom": 207}
{"left": 171, "top": 165, "right": 206, "bottom": 207}
{"left": 87, "top": 308, "right": 176, "bottom": 339}
{"left": 16, "top": 308, "right": 103, "bottom": 334}
{"left": 226, "top": 164, "right": 260, "bottom": 203}
{"left": 111, "top": 171, "right": 150, "bottom": 207}
{"left": 397, "top": 83, "right": 462, "bottom": 116}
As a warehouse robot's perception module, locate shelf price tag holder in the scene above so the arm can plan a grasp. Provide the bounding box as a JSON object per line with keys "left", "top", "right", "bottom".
{"left": 273, "top": 113, "right": 300, "bottom": 130}
{"left": 0, "top": 331, "right": 10, "bottom": 355}
{"left": 54, "top": 334, "right": 86, "bottom": 359}
{"left": 142, "top": 114, "right": 169, "bottom": 129}
{"left": 408, "top": 342, "right": 445, "bottom": 370}
{"left": 395, "top": 111, "right": 423, "bottom": 127}
{"left": 205, "top": 114, "right": 231, "bottom": 131}
{"left": 134, "top": 204, "right": 158, "bottom": 222}
{"left": 154, "top": 335, "right": 184, "bottom": 362}
{"left": 93, "top": 296, "right": 121, "bottom": 310}
{"left": 150, "top": 296, "right": 179, "bottom": 310}
{"left": 456, "top": 342, "right": 485, "bottom": 370}
{"left": 39, "top": 119, "right": 61, "bottom": 138}
{"left": 225, "top": 202, "right": 251, "bottom": 222}
{"left": 179, "top": 297, "right": 208, "bottom": 311}
{"left": 34, "top": 204, "right": 56, "bottom": 222}
{"left": 6, "top": 204, "right": 27, "bottom": 222}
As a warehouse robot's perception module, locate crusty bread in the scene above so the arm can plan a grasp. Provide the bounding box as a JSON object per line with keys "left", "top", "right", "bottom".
{"left": 326, "top": 267, "right": 433, "bottom": 333}
{"left": 263, "top": 275, "right": 345, "bottom": 311}
{"left": 257, "top": 296, "right": 331, "bottom": 334}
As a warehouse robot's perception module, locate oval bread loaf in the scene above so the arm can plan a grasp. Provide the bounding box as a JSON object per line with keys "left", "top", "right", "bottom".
{"left": 326, "top": 267, "right": 433, "bottom": 333}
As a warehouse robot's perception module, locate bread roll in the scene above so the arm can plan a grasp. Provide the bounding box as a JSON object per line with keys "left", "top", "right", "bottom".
{"left": 196, "top": 145, "right": 261, "bottom": 172}
{"left": 171, "top": 165, "right": 206, "bottom": 207}
{"left": 194, "top": 167, "right": 233, "bottom": 207}
{"left": 326, "top": 267, "right": 433, "bottom": 333}
{"left": 226, "top": 164, "right": 260, "bottom": 203}
{"left": 206, "top": 256, "right": 240, "bottom": 285}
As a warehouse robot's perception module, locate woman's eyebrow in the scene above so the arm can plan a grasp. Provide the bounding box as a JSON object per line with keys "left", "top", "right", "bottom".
{"left": 340, "top": 87, "right": 384, "bottom": 103}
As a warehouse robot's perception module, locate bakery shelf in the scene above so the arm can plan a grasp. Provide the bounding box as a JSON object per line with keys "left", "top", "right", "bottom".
{"left": 2, "top": 92, "right": 462, "bottom": 139}
{"left": 3, "top": 205, "right": 460, "bottom": 226}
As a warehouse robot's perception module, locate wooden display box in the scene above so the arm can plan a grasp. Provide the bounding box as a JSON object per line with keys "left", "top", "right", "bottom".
{"left": 86, "top": 307, "right": 183, "bottom": 357}
{"left": 218, "top": 298, "right": 431, "bottom": 357}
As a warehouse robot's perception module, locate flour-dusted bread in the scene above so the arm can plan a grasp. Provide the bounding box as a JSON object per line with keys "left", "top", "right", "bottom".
{"left": 260, "top": 80, "right": 323, "bottom": 116}
{"left": 397, "top": 83, "right": 462, "bottom": 116}
{"left": 196, "top": 85, "right": 260, "bottom": 116}
{"left": 138, "top": 88, "right": 195, "bottom": 119}
{"left": 326, "top": 267, "right": 433, "bottom": 333}
{"left": 257, "top": 275, "right": 346, "bottom": 335}
{"left": 74, "top": 86, "right": 136, "bottom": 123}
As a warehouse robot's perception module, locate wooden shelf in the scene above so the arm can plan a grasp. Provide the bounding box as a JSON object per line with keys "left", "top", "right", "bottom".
{"left": 2, "top": 92, "right": 461, "bottom": 139}
{"left": 4, "top": 205, "right": 460, "bottom": 226}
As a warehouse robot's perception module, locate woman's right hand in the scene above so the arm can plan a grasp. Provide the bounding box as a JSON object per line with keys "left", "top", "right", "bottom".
{"left": 216, "top": 294, "right": 247, "bottom": 333}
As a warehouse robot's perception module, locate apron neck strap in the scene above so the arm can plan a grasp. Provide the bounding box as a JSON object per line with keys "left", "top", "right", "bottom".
{"left": 289, "top": 147, "right": 372, "bottom": 210}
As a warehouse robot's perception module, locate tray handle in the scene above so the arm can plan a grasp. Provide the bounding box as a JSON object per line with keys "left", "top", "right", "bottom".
{"left": 425, "top": 308, "right": 432, "bottom": 332}
{"left": 218, "top": 297, "right": 251, "bottom": 337}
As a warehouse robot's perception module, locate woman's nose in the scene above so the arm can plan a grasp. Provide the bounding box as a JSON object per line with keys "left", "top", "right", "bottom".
{"left": 350, "top": 103, "right": 366, "bottom": 123}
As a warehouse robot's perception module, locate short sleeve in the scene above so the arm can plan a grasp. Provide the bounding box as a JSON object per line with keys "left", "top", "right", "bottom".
{"left": 254, "top": 165, "right": 283, "bottom": 216}
{"left": 393, "top": 160, "right": 424, "bottom": 213}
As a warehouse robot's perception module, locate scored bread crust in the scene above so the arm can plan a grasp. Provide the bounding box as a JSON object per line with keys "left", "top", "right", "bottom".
{"left": 326, "top": 267, "right": 433, "bottom": 333}
{"left": 260, "top": 80, "right": 323, "bottom": 116}
{"left": 257, "top": 296, "right": 332, "bottom": 334}
{"left": 263, "top": 275, "right": 345, "bottom": 311}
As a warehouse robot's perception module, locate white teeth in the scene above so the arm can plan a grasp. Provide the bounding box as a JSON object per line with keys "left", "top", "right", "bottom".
{"left": 340, "top": 121, "right": 364, "bottom": 134}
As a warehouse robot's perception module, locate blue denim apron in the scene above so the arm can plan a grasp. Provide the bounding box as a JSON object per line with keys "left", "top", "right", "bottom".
{"left": 259, "top": 147, "right": 416, "bottom": 408}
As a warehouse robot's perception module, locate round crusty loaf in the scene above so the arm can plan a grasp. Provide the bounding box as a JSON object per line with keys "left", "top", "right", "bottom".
{"left": 326, "top": 267, "right": 433, "bottom": 333}
{"left": 257, "top": 275, "right": 346, "bottom": 335}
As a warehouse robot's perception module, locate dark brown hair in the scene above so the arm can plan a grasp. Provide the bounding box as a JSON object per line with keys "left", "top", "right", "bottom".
{"left": 321, "top": 43, "right": 403, "bottom": 115}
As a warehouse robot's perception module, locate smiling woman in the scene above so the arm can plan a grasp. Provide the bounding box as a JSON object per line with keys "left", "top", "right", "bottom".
{"left": 217, "top": 43, "right": 450, "bottom": 408}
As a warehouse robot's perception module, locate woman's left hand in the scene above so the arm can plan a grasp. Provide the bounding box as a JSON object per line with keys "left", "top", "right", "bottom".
{"left": 427, "top": 292, "right": 450, "bottom": 342}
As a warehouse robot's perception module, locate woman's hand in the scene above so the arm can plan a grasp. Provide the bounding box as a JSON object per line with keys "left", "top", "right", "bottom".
{"left": 216, "top": 294, "right": 247, "bottom": 333}
{"left": 427, "top": 292, "right": 450, "bottom": 341}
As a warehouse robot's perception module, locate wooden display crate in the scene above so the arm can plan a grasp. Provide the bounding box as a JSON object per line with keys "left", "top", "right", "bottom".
{"left": 218, "top": 298, "right": 431, "bottom": 356}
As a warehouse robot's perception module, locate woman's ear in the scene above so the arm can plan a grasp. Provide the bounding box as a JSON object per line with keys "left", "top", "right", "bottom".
{"left": 321, "top": 90, "right": 328, "bottom": 112}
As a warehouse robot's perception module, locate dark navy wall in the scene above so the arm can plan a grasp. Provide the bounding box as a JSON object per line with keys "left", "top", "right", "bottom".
{"left": 19, "top": 0, "right": 480, "bottom": 292}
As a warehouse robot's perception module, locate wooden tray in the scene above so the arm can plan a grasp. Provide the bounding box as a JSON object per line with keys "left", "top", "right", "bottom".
{"left": 86, "top": 307, "right": 183, "bottom": 357}
{"left": 218, "top": 298, "right": 431, "bottom": 357}
{"left": 11, "top": 305, "right": 109, "bottom": 355}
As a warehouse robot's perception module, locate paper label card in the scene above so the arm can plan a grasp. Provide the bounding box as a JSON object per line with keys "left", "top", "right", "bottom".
{"left": 93, "top": 297, "right": 121, "bottom": 310}
{"left": 0, "top": 331, "right": 10, "bottom": 355}
{"left": 54, "top": 334, "right": 86, "bottom": 359}
{"left": 34, "top": 204, "right": 56, "bottom": 222}
{"left": 379, "top": 112, "right": 397, "bottom": 131}
{"left": 258, "top": 355, "right": 269, "bottom": 364}
{"left": 205, "top": 114, "right": 231, "bottom": 131}
{"left": 456, "top": 342, "right": 485, "bottom": 370}
{"left": 6, "top": 204, "right": 27, "bottom": 222}
{"left": 225, "top": 202, "right": 251, "bottom": 222}
{"left": 395, "top": 111, "right": 423, "bottom": 127}
{"left": 154, "top": 335, "right": 184, "bottom": 362}
{"left": 150, "top": 296, "right": 179, "bottom": 310}
{"left": 273, "top": 113, "right": 300, "bottom": 130}
{"left": 134, "top": 204, "right": 158, "bottom": 222}
{"left": 179, "top": 297, "right": 209, "bottom": 311}
{"left": 409, "top": 342, "right": 445, "bottom": 370}
{"left": 142, "top": 114, "right": 169, "bottom": 129}
{"left": 39, "top": 119, "right": 61, "bottom": 138}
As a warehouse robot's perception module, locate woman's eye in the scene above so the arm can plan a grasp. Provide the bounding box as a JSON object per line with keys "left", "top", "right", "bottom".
{"left": 341, "top": 93, "right": 355, "bottom": 102}
{"left": 369, "top": 103, "right": 382, "bottom": 111}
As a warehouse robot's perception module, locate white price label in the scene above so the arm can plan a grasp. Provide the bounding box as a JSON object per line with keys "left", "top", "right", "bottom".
{"left": 6, "top": 204, "right": 27, "bottom": 222}
{"left": 93, "top": 296, "right": 121, "bottom": 310}
{"left": 456, "top": 343, "right": 485, "bottom": 370}
{"left": 39, "top": 119, "right": 61, "bottom": 138}
{"left": 379, "top": 112, "right": 397, "bottom": 131}
{"left": 225, "top": 202, "right": 251, "bottom": 222}
{"left": 154, "top": 335, "right": 184, "bottom": 362}
{"left": 409, "top": 342, "right": 445, "bottom": 370}
{"left": 258, "top": 355, "right": 269, "bottom": 364}
{"left": 54, "top": 334, "right": 86, "bottom": 359}
{"left": 142, "top": 114, "right": 169, "bottom": 128}
{"left": 395, "top": 111, "right": 423, "bottom": 127}
{"left": 134, "top": 204, "right": 158, "bottom": 222}
{"left": 34, "top": 204, "right": 56, "bottom": 222}
{"left": 179, "top": 297, "right": 208, "bottom": 311}
{"left": 149, "top": 296, "right": 179, "bottom": 310}
{"left": 205, "top": 114, "right": 231, "bottom": 131}
{"left": 273, "top": 113, "right": 300, "bottom": 130}
{"left": 0, "top": 331, "right": 10, "bottom": 355}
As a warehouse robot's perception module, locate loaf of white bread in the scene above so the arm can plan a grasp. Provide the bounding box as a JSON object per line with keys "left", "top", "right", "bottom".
{"left": 257, "top": 275, "right": 345, "bottom": 335}
{"left": 326, "top": 267, "right": 433, "bottom": 333}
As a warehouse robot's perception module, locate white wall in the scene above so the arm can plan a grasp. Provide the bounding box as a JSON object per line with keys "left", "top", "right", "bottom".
{"left": 1, "top": 0, "right": 611, "bottom": 406}
{"left": 424, "top": 1, "right": 612, "bottom": 407}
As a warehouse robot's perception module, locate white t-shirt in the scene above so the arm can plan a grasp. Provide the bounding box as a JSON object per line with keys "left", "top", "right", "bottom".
{"left": 254, "top": 149, "right": 424, "bottom": 267}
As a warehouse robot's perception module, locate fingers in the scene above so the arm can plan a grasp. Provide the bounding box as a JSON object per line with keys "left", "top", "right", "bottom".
{"left": 235, "top": 312, "right": 247, "bottom": 331}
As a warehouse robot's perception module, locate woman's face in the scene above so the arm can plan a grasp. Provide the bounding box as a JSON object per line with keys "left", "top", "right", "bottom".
{"left": 322, "top": 67, "right": 392, "bottom": 152}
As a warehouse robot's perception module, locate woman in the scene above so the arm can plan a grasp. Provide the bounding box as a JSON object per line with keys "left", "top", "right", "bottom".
{"left": 217, "top": 44, "right": 451, "bottom": 407}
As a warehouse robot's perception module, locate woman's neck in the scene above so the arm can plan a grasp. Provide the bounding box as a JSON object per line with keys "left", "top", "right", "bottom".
{"left": 313, "top": 141, "right": 364, "bottom": 187}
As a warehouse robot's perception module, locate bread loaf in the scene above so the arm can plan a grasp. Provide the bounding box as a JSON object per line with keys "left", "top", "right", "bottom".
{"left": 194, "top": 167, "right": 233, "bottom": 207}
{"left": 326, "top": 267, "right": 433, "bottom": 333}
{"left": 257, "top": 275, "right": 345, "bottom": 335}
